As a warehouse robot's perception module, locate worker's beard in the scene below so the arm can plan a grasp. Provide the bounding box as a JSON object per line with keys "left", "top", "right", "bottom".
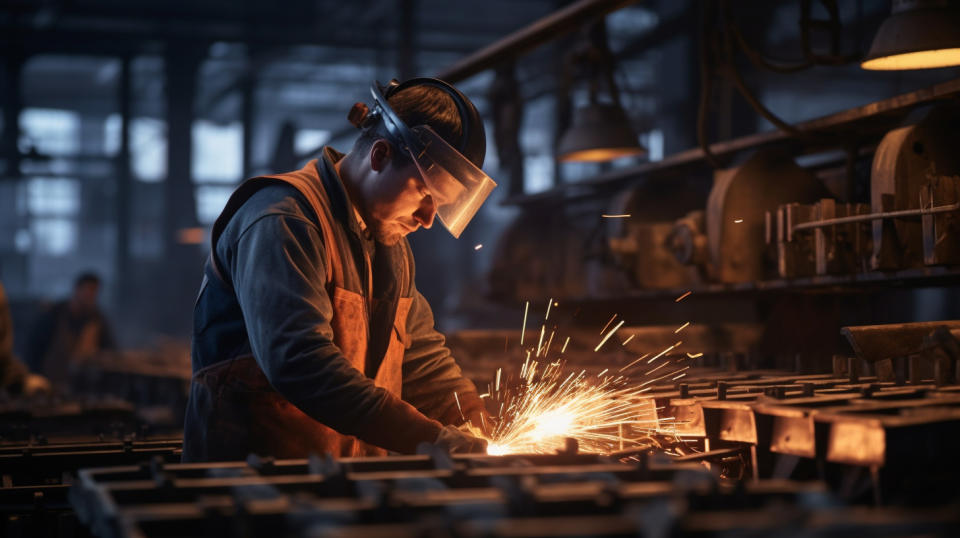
{"left": 369, "top": 219, "right": 406, "bottom": 246}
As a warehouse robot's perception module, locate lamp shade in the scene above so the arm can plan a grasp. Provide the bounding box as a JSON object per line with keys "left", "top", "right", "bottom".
{"left": 861, "top": 0, "right": 960, "bottom": 70}
{"left": 557, "top": 102, "right": 646, "bottom": 162}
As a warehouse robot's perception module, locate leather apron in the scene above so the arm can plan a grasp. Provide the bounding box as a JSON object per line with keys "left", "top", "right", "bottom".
{"left": 186, "top": 159, "right": 413, "bottom": 460}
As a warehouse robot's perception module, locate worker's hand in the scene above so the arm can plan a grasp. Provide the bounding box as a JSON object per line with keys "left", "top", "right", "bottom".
{"left": 23, "top": 373, "right": 51, "bottom": 396}
{"left": 434, "top": 424, "right": 488, "bottom": 454}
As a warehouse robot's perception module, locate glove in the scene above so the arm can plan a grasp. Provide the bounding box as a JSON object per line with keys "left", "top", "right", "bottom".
{"left": 434, "top": 424, "right": 488, "bottom": 454}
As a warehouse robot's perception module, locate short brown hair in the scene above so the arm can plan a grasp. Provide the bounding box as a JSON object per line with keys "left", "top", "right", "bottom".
{"left": 352, "top": 84, "right": 463, "bottom": 161}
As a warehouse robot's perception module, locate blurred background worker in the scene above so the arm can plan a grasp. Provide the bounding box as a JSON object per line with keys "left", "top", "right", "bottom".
{"left": 25, "top": 272, "right": 117, "bottom": 387}
{"left": 0, "top": 280, "right": 50, "bottom": 395}
{"left": 184, "top": 78, "right": 495, "bottom": 461}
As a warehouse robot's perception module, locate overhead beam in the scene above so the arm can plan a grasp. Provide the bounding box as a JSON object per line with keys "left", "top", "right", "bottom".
{"left": 437, "top": 0, "right": 639, "bottom": 83}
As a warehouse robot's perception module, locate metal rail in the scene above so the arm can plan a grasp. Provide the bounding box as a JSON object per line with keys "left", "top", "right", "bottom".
{"left": 790, "top": 202, "right": 960, "bottom": 232}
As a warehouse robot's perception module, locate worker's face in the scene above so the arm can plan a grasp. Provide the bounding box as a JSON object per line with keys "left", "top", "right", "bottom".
{"left": 361, "top": 140, "right": 439, "bottom": 245}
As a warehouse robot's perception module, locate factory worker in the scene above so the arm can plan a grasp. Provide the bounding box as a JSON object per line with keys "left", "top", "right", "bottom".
{"left": 184, "top": 78, "right": 496, "bottom": 461}
{"left": 25, "top": 272, "right": 117, "bottom": 387}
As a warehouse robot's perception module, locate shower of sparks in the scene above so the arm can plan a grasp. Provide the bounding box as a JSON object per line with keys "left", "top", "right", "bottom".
{"left": 454, "top": 392, "right": 465, "bottom": 421}
{"left": 621, "top": 334, "right": 636, "bottom": 346}
{"left": 600, "top": 314, "right": 617, "bottom": 334}
{"left": 675, "top": 291, "right": 692, "bottom": 302}
{"left": 483, "top": 308, "right": 692, "bottom": 457}
{"left": 484, "top": 357, "right": 667, "bottom": 456}
{"left": 674, "top": 322, "right": 690, "bottom": 334}
{"left": 544, "top": 330, "right": 556, "bottom": 357}
{"left": 474, "top": 244, "right": 483, "bottom": 250}
{"left": 537, "top": 325, "right": 546, "bottom": 356}
{"left": 601, "top": 214, "right": 631, "bottom": 218}
{"left": 647, "top": 341, "right": 682, "bottom": 363}
{"left": 618, "top": 353, "right": 651, "bottom": 373}
{"left": 520, "top": 301, "right": 529, "bottom": 346}
{"left": 594, "top": 320, "right": 625, "bottom": 352}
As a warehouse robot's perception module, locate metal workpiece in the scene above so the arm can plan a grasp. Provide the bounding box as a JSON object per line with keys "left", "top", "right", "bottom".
{"left": 64, "top": 445, "right": 960, "bottom": 538}
{"left": 64, "top": 449, "right": 887, "bottom": 538}
{"left": 633, "top": 362, "right": 960, "bottom": 482}
{"left": 817, "top": 405, "right": 960, "bottom": 467}
{"left": 843, "top": 321, "right": 960, "bottom": 359}
{"left": 753, "top": 392, "right": 960, "bottom": 462}
{"left": 65, "top": 453, "right": 701, "bottom": 538}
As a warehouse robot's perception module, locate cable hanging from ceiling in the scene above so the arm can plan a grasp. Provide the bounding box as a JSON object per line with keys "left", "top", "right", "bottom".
{"left": 697, "top": 0, "right": 862, "bottom": 168}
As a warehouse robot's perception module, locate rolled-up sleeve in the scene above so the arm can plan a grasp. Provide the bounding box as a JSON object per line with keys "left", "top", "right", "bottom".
{"left": 225, "top": 213, "right": 442, "bottom": 453}
{"left": 401, "top": 280, "right": 483, "bottom": 425}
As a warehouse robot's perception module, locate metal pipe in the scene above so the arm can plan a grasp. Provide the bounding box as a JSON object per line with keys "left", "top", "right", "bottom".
{"left": 437, "top": 0, "right": 640, "bottom": 83}
{"left": 791, "top": 202, "right": 960, "bottom": 231}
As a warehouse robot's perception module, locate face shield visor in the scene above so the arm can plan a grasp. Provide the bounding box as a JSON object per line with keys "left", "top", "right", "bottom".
{"left": 370, "top": 82, "right": 497, "bottom": 239}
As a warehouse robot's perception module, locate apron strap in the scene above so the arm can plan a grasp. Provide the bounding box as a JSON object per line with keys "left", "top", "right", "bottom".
{"left": 205, "top": 161, "right": 343, "bottom": 291}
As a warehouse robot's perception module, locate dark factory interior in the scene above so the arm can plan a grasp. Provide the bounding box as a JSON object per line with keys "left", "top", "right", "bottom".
{"left": 4, "top": 0, "right": 960, "bottom": 536}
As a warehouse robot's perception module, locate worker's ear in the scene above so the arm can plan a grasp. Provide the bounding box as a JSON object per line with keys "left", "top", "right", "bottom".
{"left": 369, "top": 139, "right": 393, "bottom": 172}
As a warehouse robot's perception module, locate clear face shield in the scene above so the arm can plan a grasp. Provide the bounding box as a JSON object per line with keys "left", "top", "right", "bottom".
{"left": 370, "top": 82, "right": 497, "bottom": 239}
{"left": 407, "top": 126, "right": 497, "bottom": 238}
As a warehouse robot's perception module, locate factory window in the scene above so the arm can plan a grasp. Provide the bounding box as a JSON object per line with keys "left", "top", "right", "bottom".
{"left": 14, "top": 229, "right": 31, "bottom": 253}
{"left": 195, "top": 185, "right": 233, "bottom": 225}
{"left": 130, "top": 118, "right": 167, "bottom": 182}
{"left": 27, "top": 177, "right": 80, "bottom": 216}
{"left": 295, "top": 128, "right": 330, "bottom": 156}
{"left": 642, "top": 129, "right": 664, "bottom": 162}
{"left": 523, "top": 154, "right": 555, "bottom": 194}
{"left": 193, "top": 121, "right": 242, "bottom": 183}
{"left": 25, "top": 177, "right": 80, "bottom": 256}
{"left": 103, "top": 114, "right": 121, "bottom": 156}
{"left": 30, "top": 218, "right": 77, "bottom": 256}
{"left": 19, "top": 108, "right": 81, "bottom": 156}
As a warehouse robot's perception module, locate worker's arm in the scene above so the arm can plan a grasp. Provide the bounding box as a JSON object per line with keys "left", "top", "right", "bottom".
{"left": 400, "top": 257, "right": 486, "bottom": 428}
{"left": 224, "top": 212, "right": 443, "bottom": 453}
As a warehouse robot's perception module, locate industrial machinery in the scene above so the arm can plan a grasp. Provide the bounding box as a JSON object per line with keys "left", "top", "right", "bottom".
{"left": 870, "top": 105, "right": 960, "bottom": 270}
{"left": 766, "top": 105, "right": 960, "bottom": 280}
{"left": 698, "top": 149, "right": 831, "bottom": 284}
